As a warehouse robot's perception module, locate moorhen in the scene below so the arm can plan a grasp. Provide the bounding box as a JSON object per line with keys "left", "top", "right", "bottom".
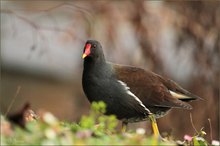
{"left": 82, "top": 40, "right": 201, "bottom": 137}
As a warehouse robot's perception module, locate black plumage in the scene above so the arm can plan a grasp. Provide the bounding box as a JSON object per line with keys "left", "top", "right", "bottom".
{"left": 82, "top": 40, "right": 201, "bottom": 130}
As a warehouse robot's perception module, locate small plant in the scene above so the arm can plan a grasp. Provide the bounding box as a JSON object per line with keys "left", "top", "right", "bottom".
{"left": 79, "top": 101, "right": 118, "bottom": 136}
{"left": 182, "top": 128, "right": 208, "bottom": 146}
{"left": 1, "top": 101, "right": 216, "bottom": 145}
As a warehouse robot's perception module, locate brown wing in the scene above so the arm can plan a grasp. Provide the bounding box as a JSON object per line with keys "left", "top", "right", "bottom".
{"left": 112, "top": 64, "right": 192, "bottom": 110}
{"left": 156, "top": 75, "right": 202, "bottom": 101}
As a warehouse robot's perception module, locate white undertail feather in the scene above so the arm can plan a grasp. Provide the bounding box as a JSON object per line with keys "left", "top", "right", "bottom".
{"left": 117, "top": 80, "right": 151, "bottom": 113}
{"left": 169, "top": 90, "right": 191, "bottom": 99}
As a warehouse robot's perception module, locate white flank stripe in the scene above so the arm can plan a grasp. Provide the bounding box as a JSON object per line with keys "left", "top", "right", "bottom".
{"left": 169, "top": 90, "right": 190, "bottom": 99}
{"left": 117, "top": 80, "right": 150, "bottom": 113}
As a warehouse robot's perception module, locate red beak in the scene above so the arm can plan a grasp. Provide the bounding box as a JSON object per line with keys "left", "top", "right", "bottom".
{"left": 82, "top": 44, "right": 91, "bottom": 59}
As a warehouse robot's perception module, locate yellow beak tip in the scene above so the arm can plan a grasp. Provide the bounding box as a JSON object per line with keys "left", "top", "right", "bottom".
{"left": 82, "top": 54, "right": 87, "bottom": 59}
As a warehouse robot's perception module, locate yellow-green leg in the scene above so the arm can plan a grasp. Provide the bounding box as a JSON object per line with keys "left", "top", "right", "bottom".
{"left": 149, "top": 114, "right": 160, "bottom": 138}
{"left": 122, "top": 121, "right": 128, "bottom": 133}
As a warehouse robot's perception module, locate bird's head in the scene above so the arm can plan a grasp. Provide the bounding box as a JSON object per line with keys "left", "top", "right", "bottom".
{"left": 82, "top": 40, "right": 104, "bottom": 61}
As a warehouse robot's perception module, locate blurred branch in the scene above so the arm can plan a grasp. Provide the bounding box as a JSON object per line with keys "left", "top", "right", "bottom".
{"left": 5, "top": 86, "right": 21, "bottom": 117}
{"left": 1, "top": 9, "right": 76, "bottom": 39}
{"left": 190, "top": 113, "right": 199, "bottom": 134}
{"left": 208, "top": 118, "right": 213, "bottom": 142}
{"left": 1, "top": 2, "right": 94, "bottom": 38}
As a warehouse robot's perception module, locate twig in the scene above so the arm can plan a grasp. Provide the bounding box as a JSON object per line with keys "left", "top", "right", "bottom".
{"left": 208, "top": 118, "right": 213, "bottom": 141}
{"left": 2, "top": 9, "right": 76, "bottom": 39}
{"left": 4, "top": 86, "right": 21, "bottom": 117}
{"left": 190, "top": 113, "right": 199, "bottom": 134}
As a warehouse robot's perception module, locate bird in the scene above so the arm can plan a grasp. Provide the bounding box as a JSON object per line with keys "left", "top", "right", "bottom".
{"left": 82, "top": 40, "right": 201, "bottom": 138}
{"left": 8, "top": 103, "right": 38, "bottom": 129}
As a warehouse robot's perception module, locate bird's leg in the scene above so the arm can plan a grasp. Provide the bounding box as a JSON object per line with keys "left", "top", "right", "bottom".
{"left": 148, "top": 113, "right": 160, "bottom": 138}
{"left": 121, "top": 121, "right": 128, "bottom": 133}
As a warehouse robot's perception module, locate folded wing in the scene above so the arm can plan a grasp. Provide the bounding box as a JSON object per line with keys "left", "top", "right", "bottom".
{"left": 113, "top": 64, "right": 200, "bottom": 110}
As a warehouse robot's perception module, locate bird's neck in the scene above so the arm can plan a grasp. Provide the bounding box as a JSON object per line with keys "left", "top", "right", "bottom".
{"left": 83, "top": 57, "right": 111, "bottom": 78}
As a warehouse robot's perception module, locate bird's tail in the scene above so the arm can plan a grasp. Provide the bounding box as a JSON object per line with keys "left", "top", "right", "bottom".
{"left": 157, "top": 75, "right": 203, "bottom": 101}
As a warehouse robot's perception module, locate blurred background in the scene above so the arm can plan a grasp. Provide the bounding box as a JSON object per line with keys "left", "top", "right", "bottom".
{"left": 1, "top": 1, "right": 219, "bottom": 141}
